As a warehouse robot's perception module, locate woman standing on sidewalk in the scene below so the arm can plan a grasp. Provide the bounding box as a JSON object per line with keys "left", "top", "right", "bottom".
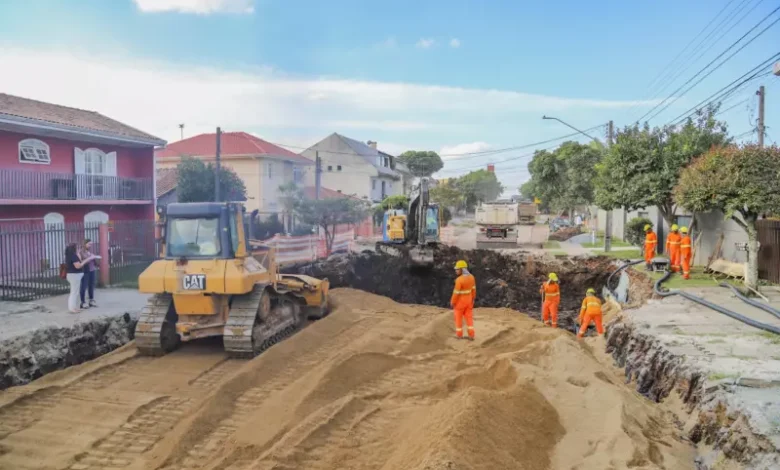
{"left": 65, "top": 243, "right": 96, "bottom": 313}
{"left": 79, "top": 239, "right": 98, "bottom": 309}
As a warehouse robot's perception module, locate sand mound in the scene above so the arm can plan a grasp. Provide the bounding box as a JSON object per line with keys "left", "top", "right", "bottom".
{"left": 0, "top": 289, "right": 694, "bottom": 470}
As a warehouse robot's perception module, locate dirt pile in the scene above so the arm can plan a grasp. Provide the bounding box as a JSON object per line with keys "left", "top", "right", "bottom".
{"left": 547, "top": 225, "right": 582, "bottom": 241}
{"left": 0, "top": 313, "right": 136, "bottom": 390}
{"left": 0, "top": 289, "right": 696, "bottom": 469}
{"left": 289, "top": 245, "right": 616, "bottom": 332}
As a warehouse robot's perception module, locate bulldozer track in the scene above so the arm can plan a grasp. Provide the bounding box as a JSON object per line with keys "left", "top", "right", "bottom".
{"left": 135, "top": 293, "right": 176, "bottom": 356}
{"left": 223, "top": 285, "right": 300, "bottom": 359}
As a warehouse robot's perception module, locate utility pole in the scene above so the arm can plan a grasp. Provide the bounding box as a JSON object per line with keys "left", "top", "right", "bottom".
{"left": 215, "top": 127, "right": 222, "bottom": 202}
{"left": 604, "top": 120, "right": 614, "bottom": 253}
{"left": 757, "top": 85, "right": 765, "bottom": 148}
{"left": 315, "top": 150, "right": 322, "bottom": 200}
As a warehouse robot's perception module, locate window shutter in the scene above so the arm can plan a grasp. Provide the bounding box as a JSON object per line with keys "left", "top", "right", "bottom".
{"left": 74, "top": 148, "right": 86, "bottom": 199}
{"left": 105, "top": 152, "right": 117, "bottom": 176}
{"left": 105, "top": 151, "right": 118, "bottom": 198}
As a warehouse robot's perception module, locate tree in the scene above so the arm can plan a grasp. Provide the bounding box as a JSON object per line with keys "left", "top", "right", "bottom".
{"left": 595, "top": 107, "right": 729, "bottom": 227}
{"left": 397, "top": 150, "right": 444, "bottom": 177}
{"left": 456, "top": 169, "right": 504, "bottom": 210}
{"left": 675, "top": 145, "right": 780, "bottom": 290}
{"left": 430, "top": 180, "right": 463, "bottom": 211}
{"left": 373, "top": 194, "right": 410, "bottom": 225}
{"left": 294, "top": 197, "right": 369, "bottom": 255}
{"left": 177, "top": 156, "right": 247, "bottom": 203}
{"left": 278, "top": 181, "right": 302, "bottom": 232}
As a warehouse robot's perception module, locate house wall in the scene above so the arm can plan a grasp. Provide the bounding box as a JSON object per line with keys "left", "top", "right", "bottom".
{"left": 0, "top": 205, "right": 150, "bottom": 225}
{"left": 692, "top": 211, "right": 748, "bottom": 265}
{"left": 0, "top": 130, "right": 153, "bottom": 178}
{"left": 258, "top": 158, "right": 289, "bottom": 213}
{"left": 300, "top": 134, "right": 376, "bottom": 200}
{"left": 369, "top": 175, "right": 400, "bottom": 201}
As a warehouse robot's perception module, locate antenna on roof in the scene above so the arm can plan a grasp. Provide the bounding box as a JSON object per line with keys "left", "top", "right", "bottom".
{"left": 178, "top": 123, "right": 184, "bottom": 140}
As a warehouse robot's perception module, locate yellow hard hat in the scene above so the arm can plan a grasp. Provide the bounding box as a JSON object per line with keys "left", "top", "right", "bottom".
{"left": 455, "top": 260, "right": 468, "bottom": 269}
{"left": 680, "top": 226, "right": 688, "bottom": 234}
{"left": 586, "top": 288, "right": 596, "bottom": 295}
{"left": 671, "top": 224, "right": 679, "bottom": 231}
{"left": 644, "top": 224, "right": 651, "bottom": 231}
{"left": 548, "top": 273, "right": 558, "bottom": 282}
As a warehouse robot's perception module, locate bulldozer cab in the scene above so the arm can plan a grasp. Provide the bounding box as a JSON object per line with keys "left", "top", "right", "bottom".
{"left": 159, "top": 202, "right": 249, "bottom": 260}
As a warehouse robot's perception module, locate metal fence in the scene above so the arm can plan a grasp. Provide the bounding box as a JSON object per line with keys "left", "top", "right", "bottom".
{"left": 758, "top": 219, "right": 780, "bottom": 284}
{"left": 0, "top": 219, "right": 157, "bottom": 301}
{"left": 0, "top": 222, "right": 100, "bottom": 301}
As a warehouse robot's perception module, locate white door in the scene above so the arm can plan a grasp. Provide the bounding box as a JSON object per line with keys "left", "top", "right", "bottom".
{"left": 84, "top": 210, "right": 109, "bottom": 240}
{"left": 43, "top": 212, "right": 64, "bottom": 271}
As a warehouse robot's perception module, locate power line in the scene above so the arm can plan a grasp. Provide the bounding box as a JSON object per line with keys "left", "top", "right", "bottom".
{"left": 665, "top": 53, "right": 779, "bottom": 126}
{"left": 636, "top": 6, "right": 780, "bottom": 124}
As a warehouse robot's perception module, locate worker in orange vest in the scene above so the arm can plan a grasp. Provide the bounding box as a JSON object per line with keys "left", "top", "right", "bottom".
{"left": 451, "top": 260, "right": 476, "bottom": 340}
{"left": 577, "top": 288, "right": 604, "bottom": 338}
{"left": 539, "top": 273, "right": 560, "bottom": 328}
{"left": 644, "top": 224, "right": 657, "bottom": 270}
{"left": 666, "top": 224, "right": 682, "bottom": 273}
{"left": 680, "top": 226, "right": 692, "bottom": 280}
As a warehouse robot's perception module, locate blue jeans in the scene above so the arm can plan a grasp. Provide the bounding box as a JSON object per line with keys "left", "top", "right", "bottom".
{"left": 80, "top": 270, "right": 95, "bottom": 304}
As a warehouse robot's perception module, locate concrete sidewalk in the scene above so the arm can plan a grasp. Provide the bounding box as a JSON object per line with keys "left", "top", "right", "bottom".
{"left": 0, "top": 289, "right": 149, "bottom": 342}
{"left": 625, "top": 285, "right": 780, "bottom": 448}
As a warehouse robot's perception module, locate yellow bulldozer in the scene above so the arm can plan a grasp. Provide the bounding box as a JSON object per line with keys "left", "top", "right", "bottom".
{"left": 135, "top": 202, "right": 330, "bottom": 358}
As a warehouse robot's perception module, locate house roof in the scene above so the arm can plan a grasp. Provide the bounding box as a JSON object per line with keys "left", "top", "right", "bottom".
{"left": 302, "top": 186, "right": 363, "bottom": 201}
{"left": 156, "top": 168, "right": 178, "bottom": 197}
{"left": 0, "top": 93, "right": 165, "bottom": 146}
{"left": 156, "top": 132, "right": 312, "bottom": 165}
{"left": 332, "top": 134, "right": 398, "bottom": 177}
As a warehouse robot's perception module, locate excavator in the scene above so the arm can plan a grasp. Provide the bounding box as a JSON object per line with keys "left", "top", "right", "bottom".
{"left": 134, "top": 202, "right": 330, "bottom": 358}
{"left": 375, "top": 177, "right": 440, "bottom": 266}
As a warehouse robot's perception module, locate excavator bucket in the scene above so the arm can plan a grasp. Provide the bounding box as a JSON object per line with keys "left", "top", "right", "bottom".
{"left": 408, "top": 246, "right": 434, "bottom": 266}
{"left": 375, "top": 242, "right": 434, "bottom": 268}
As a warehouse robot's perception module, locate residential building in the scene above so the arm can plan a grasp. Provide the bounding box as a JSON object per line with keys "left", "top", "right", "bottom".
{"left": 155, "top": 132, "right": 312, "bottom": 214}
{"left": 300, "top": 133, "right": 401, "bottom": 202}
{"left": 156, "top": 168, "right": 178, "bottom": 207}
{"left": 394, "top": 159, "right": 414, "bottom": 195}
{"left": 0, "top": 93, "right": 165, "bottom": 227}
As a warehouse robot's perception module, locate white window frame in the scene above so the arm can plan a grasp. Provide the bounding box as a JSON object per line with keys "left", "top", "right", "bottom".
{"left": 19, "top": 138, "right": 51, "bottom": 164}
{"left": 293, "top": 166, "right": 303, "bottom": 183}
{"left": 267, "top": 162, "right": 274, "bottom": 179}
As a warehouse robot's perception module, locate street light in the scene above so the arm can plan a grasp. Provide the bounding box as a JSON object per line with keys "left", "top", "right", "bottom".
{"left": 542, "top": 115, "right": 598, "bottom": 142}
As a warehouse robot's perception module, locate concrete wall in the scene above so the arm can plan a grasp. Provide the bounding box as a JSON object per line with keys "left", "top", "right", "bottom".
{"left": 596, "top": 206, "right": 693, "bottom": 246}
{"left": 692, "top": 211, "right": 748, "bottom": 265}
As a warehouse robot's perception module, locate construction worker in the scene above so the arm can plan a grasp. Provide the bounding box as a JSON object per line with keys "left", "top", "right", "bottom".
{"left": 666, "top": 224, "right": 682, "bottom": 273}
{"left": 539, "top": 273, "right": 560, "bottom": 328}
{"left": 680, "top": 226, "right": 692, "bottom": 280}
{"left": 451, "top": 260, "right": 476, "bottom": 340}
{"left": 644, "top": 224, "right": 657, "bottom": 270}
{"left": 577, "top": 288, "right": 604, "bottom": 338}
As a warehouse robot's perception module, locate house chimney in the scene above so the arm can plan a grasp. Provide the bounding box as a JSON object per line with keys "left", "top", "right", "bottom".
{"left": 487, "top": 164, "right": 495, "bottom": 173}
{"left": 367, "top": 140, "right": 377, "bottom": 149}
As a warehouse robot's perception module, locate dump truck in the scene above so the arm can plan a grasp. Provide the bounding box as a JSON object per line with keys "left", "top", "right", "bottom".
{"left": 517, "top": 201, "right": 537, "bottom": 225}
{"left": 475, "top": 200, "right": 520, "bottom": 249}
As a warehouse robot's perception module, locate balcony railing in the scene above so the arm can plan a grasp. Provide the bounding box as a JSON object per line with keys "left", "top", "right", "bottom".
{"left": 0, "top": 169, "right": 153, "bottom": 201}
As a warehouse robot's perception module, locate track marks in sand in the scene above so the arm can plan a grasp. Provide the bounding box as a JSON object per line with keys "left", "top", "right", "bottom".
{"left": 68, "top": 397, "right": 193, "bottom": 470}
{"left": 0, "top": 388, "right": 61, "bottom": 439}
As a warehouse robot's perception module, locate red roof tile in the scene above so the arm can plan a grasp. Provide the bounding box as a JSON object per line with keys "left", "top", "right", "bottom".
{"left": 0, "top": 93, "right": 164, "bottom": 145}
{"left": 156, "top": 168, "right": 178, "bottom": 197}
{"left": 302, "top": 187, "right": 363, "bottom": 201}
{"left": 156, "top": 132, "right": 312, "bottom": 165}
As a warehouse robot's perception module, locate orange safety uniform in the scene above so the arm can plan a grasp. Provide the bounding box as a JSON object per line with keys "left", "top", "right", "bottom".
{"left": 644, "top": 231, "right": 657, "bottom": 265}
{"left": 680, "top": 235, "right": 692, "bottom": 280}
{"left": 451, "top": 272, "right": 476, "bottom": 338}
{"left": 577, "top": 295, "right": 604, "bottom": 338}
{"left": 666, "top": 232, "right": 682, "bottom": 272}
{"left": 539, "top": 281, "right": 560, "bottom": 327}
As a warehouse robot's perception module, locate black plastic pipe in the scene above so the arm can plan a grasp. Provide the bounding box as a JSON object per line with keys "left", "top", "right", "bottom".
{"left": 719, "top": 283, "right": 780, "bottom": 321}
{"left": 654, "top": 272, "right": 780, "bottom": 335}
{"left": 605, "top": 259, "right": 645, "bottom": 299}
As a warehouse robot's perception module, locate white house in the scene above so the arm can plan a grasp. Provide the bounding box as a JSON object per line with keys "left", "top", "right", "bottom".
{"left": 300, "top": 133, "right": 401, "bottom": 202}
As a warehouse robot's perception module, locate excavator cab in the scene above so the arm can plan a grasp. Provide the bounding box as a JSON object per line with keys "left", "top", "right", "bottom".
{"left": 135, "top": 202, "right": 329, "bottom": 358}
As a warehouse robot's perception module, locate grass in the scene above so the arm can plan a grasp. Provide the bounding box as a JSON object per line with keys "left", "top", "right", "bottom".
{"left": 647, "top": 266, "right": 741, "bottom": 289}
{"left": 758, "top": 331, "right": 780, "bottom": 345}
{"left": 708, "top": 372, "right": 739, "bottom": 381}
{"left": 580, "top": 234, "right": 633, "bottom": 248}
{"left": 543, "top": 240, "right": 561, "bottom": 249}
{"left": 591, "top": 248, "right": 643, "bottom": 260}
{"left": 548, "top": 250, "right": 568, "bottom": 257}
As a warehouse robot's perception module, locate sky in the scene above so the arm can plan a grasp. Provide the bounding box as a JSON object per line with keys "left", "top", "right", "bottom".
{"left": 0, "top": 0, "right": 778, "bottom": 194}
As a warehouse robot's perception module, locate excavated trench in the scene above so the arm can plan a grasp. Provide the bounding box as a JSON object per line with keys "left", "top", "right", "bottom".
{"left": 287, "top": 245, "right": 617, "bottom": 333}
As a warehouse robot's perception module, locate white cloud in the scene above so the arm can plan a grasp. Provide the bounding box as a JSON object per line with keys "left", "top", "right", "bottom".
{"left": 449, "top": 38, "right": 461, "bottom": 48}
{"left": 377, "top": 37, "right": 397, "bottom": 49}
{"left": 439, "top": 142, "right": 493, "bottom": 159}
{"left": 416, "top": 38, "right": 436, "bottom": 49}
{"left": 133, "top": 0, "right": 254, "bottom": 15}
{"left": 0, "top": 46, "right": 662, "bottom": 145}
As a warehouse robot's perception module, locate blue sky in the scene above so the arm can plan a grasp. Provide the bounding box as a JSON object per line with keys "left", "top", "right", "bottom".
{"left": 1, "top": 0, "right": 778, "bottom": 192}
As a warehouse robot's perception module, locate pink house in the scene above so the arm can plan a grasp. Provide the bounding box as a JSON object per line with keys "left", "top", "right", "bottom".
{"left": 0, "top": 93, "right": 166, "bottom": 227}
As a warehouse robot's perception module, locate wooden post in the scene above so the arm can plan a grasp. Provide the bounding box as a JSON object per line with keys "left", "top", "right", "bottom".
{"left": 99, "top": 223, "right": 110, "bottom": 286}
